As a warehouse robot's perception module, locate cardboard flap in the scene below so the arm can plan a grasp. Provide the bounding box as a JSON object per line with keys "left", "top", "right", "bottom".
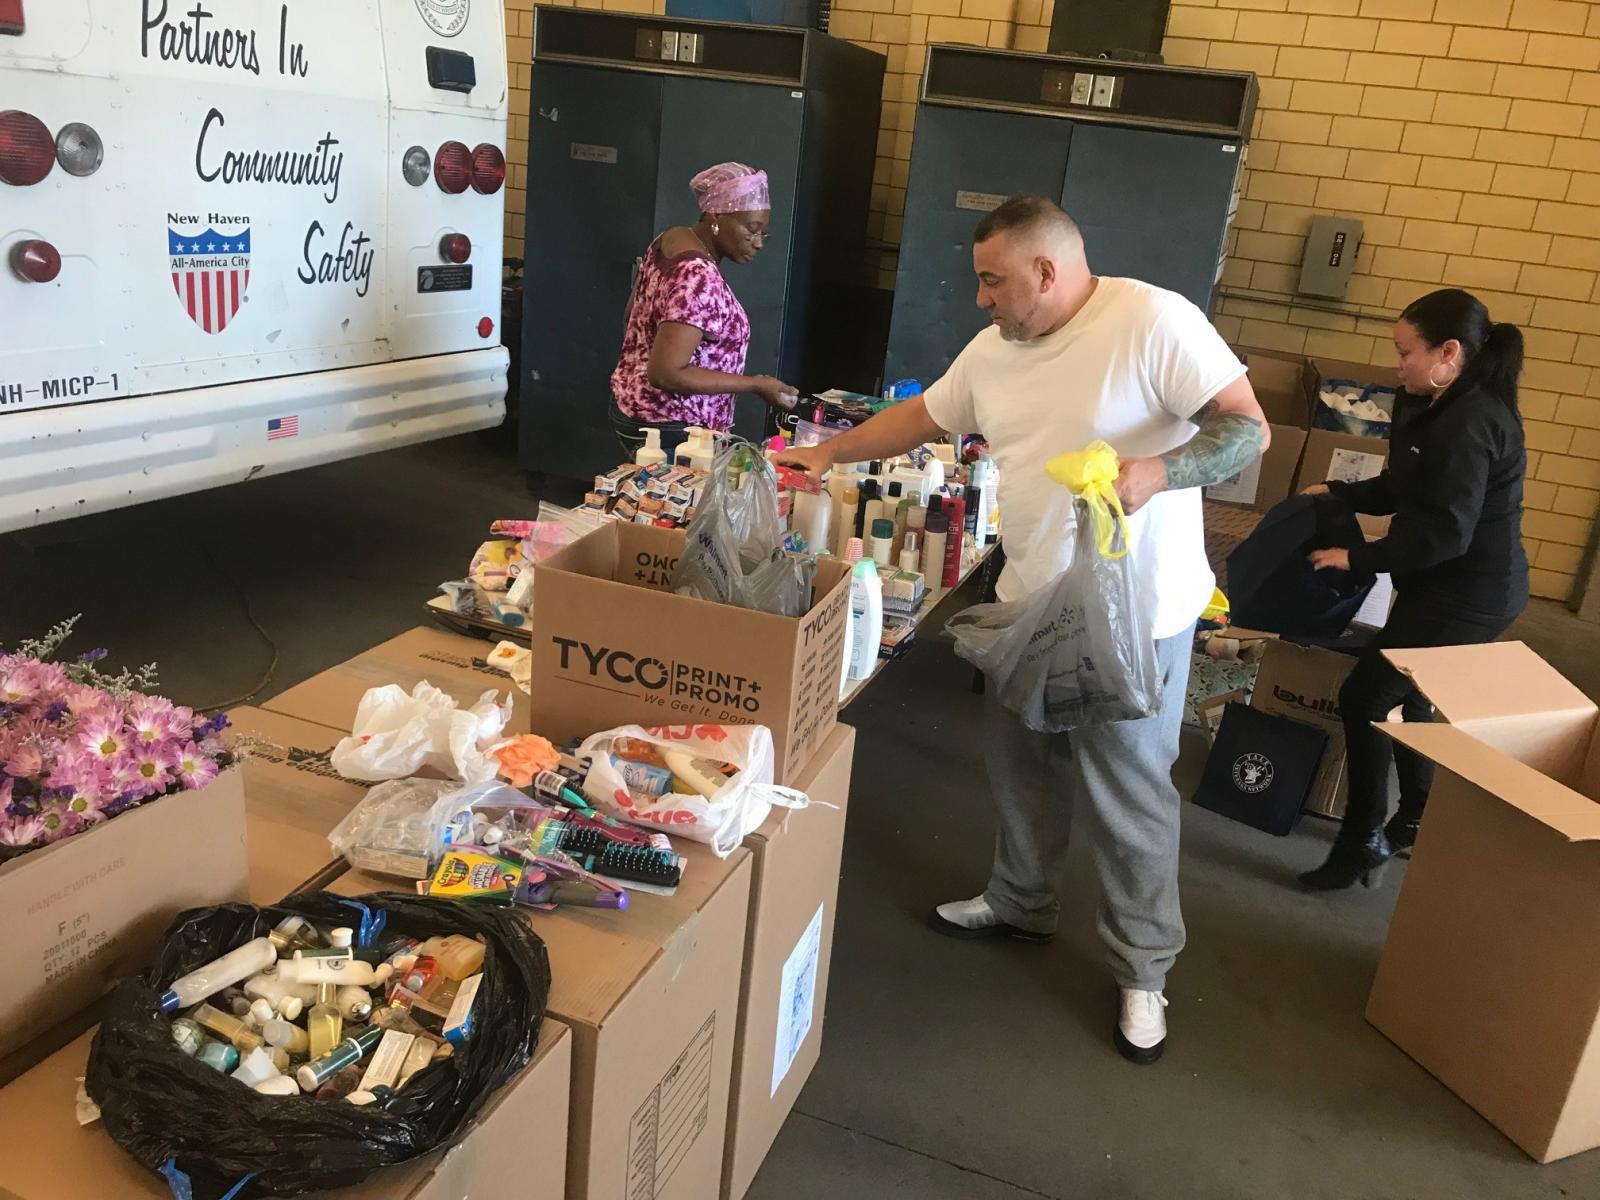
{"left": 1383, "top": 723, "right": 1600, "bottom": 841}
{"left": 1385, "top": 642, "right": 1597, "bottom": 725}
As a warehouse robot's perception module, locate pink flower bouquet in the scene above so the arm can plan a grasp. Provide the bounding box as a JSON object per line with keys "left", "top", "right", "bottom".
{"left": 0, "top": 619, "right": 234, "bottom": 854}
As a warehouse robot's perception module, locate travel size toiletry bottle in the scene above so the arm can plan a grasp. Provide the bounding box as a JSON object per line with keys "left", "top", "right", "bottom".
{"left": 297, "top": 1025, "right": 385, "bottom": 1093}
{"left": 308, "top": 985, "right": 343, "bottom": 1059}
{"left": 159, "top": 938, "right": 277, "bottom": 1013}
{"left": 191, "top": 1003, "right": 265, "bottom": 1053}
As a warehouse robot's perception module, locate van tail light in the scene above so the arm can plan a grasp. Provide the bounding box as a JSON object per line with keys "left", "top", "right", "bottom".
{"left": 470, "top": 144, "right": 505, "bottom": 195}
{"left": 0, "top": 1, "right": 22, "bottom": 36}
{"left": 402, "top": 145, "right": 431, "bottom": 187}
{"left": 0, "top": 111, "right": 55, "bottom": 186}
{"left": 478, "top": 317, "right": 495, "bottom": 339}
{"left": 55, "top": 122, "right": 103, "bottom": 177}
{"left": 435, "top": 141, "right": 471, "bottom": 194}
{"left": 439, "top": 233, "right": 471, "bottom": 264}
{"left": 12, "top": 239, "right": 61, "bottom": 283}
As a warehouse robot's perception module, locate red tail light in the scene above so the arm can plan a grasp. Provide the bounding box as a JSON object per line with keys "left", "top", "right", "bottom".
{"left": 0, "top": 1, "right": 22, "bottom": 36}
{"left": 435, "top": 141, "right": 471, "bottom": 194}
{"left": 11, "top": 239, "right": 60, "bottom": 283}
{"left": 439, "top": 233, "right": 472, "bottom": 264}
{"left": 470, "top": 144, "right": 505, "bottom": 195}
{"left": 478, "top": 317, "right": 495, "bottom": 339}
{"left": 0, "top": 111, "right": 55, "bottom": 186}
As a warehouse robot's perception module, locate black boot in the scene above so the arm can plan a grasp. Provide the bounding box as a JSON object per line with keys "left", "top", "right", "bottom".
{"left": 1298, "top": 830, "right": 1394, "bottom": 891}
{"left": 1384, "top": 813, "right": 1422, "bottom": 856}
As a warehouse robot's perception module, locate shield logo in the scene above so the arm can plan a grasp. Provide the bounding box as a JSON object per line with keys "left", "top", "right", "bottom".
{"left": 168, "top": 222, "right": 251, "bottom": 334}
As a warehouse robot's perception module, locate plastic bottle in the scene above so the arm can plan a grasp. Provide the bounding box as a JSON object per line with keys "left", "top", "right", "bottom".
{"left": 159, "top": 937, "right": 276, "bottom": 1013}
{"left": 338, "top": 985, "right": 375, "bottom": 1021}
{"left": 942, "top": 496, "right": 966, "bottom": 588}
{"left": 297, "top": 1025, "right": 386, "bottom": 1093}
{"left": 891, "top": 486, "right": 914, "bottom": 558}
{"left": 843, "top": 537, "right": 863, "bottom": 564}
{"left": 869, "top": 518, "right": 895, "bottom": 566}
{"left": 267, "top": 916, "right": 323, "bottom": 955}
{"left": 416, "top": 936, "right": 486, "bottom": 982}
{"left": 255, "top": 1075, "right": 301, "bottom": 1097}
{"left": 854, "top": 480, "right": 877, "bottom": 541}
{"left": 837, "top": 591, "right": 855, "bottom": 700}
{"left": 980, "top": 455, "right": 1000, "bottom": 544}
{"left": 277, "top": 955, "right": 392, "bottom": 988}
{"left": 243, "top": 969, "right": 316, "bottom": 1020}
{"left": 967, "top": 480, "right": 988, "bottom": 552}
{"left": 308, "top": 985, "right": 343, "bottom": 1059}
{"left": 899, "top": 531, "right": 921, "bottom": 573}
{"left": 837, "top": 486, "right": 859, "bottom": 557}
{"left": 919, "top": 454, "right": 947, "bottom": 504}
{"left": 192, "top": 1003, "right": 265, "bottom": 1054}
{"left": 923, "top": 513, "right": 949, "bottom": 587}
{"left": 793, "top": 487, "right": 833, "bottom": 555}
{"left": 905, "top": 503, "right": 927, "bottom": 557}
{"left": 263, "top": 1018, "right": 310, "bottom": 1055}
{"left": 673, "top": 426, "right": 708, "bottom": 467}
{"left": 846, "top": 560, "right": 884, "bottom": 681}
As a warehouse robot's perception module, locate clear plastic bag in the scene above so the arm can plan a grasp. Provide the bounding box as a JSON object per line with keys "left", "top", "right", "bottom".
{"left": 327, "top": 781, "right": 553, "bottom": 881}
{"left": 671, "top": 439, "right": 813, "bottom": 616}
{"left": 947, "top": 500, "right": 1161, "bottom": 733}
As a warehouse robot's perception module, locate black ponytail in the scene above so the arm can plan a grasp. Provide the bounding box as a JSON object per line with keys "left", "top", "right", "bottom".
{"left": 1400, "top": 288, "right": 1523, "bottom": 413}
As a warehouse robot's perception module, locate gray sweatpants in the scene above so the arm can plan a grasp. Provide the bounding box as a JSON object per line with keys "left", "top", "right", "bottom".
{"left": 982, "top": 631, "right": 1192, "bottom": 991}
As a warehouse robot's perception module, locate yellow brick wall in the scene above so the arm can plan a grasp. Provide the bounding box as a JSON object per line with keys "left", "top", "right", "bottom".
{"left": 502, "top": 0, "right": 1600, "bottom": 600}
{"left": 1011, "top": 0, "right": 1600, "bottom": 602}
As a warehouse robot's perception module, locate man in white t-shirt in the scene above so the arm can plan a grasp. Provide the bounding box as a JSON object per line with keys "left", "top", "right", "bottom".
{"left": 778, "top": 197, "right": 1267, "bottom": 1065}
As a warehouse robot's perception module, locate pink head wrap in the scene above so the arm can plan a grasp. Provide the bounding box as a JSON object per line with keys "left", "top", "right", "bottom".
{"left": 691, "top": 163, "right": 771, "bottom": 215}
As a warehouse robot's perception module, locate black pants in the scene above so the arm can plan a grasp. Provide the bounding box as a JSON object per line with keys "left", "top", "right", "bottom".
{"left": 608, "top": 398, "right": 693, "bottom": 466}
{"left": 1338, "top": 595, "right": 1515, "bottom": 838}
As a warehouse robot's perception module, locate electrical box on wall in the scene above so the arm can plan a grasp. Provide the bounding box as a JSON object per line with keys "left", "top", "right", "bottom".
{"left": 1299, "top": 215, "right": 1363, "bottom": 300}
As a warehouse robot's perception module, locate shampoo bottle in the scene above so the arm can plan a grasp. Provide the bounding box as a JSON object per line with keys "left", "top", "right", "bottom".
{"left": 923, "top": 513, "right": 949, "bottom": 588}
{"left": 159, "top": 937, "right": 276, "bottom": 1013}
{"left": 869, "top": 519, "right": 895, "bottom": 566}
{"left": 846, "top": 560, "right": 884, "bottom": 681}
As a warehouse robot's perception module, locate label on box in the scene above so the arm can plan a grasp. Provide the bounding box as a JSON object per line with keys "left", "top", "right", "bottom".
{"left": 1326, "top": 447, "right": 1385, "bottom": 484}
{"left": 1205, "top": 454, "right": 1263, "bottom": 506}
{"left": 771, "top": 902, "right": 824, "bottom": 1097}
{"left": 626, "top": 1012, "right": 715, "bottom": 1198}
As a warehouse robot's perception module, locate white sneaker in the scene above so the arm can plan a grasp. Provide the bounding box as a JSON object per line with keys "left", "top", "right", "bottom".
{"left": 1115, "top": 988, "right": 1168, "bottom": 1065}
{"left": 927, "top": 895, "right": 1053, "bottom": 944}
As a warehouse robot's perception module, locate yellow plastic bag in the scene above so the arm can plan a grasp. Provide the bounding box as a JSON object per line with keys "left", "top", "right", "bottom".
{"left": 1201, "top": 587, "right": 1230, "bottom": 622}
{"left": 1044, "top": 440, "right": 1128, "bottom": 559}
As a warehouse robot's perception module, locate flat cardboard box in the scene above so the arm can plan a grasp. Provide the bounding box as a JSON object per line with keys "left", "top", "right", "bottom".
{"left": 0, "top": 1021, "right": 572, "bottom": 1199}
{"left": 723, "top": 722, "right": 857, "bottom": 1200}
{"left": 1366, "top": 642, "right": 1600, "bottom": 1163}
{"left": 1294, "top": 428, "right": 1389, "bottom": 495}
{"left": 225, "top": 707, "right": 365, "bottom": 904}
{"left": 265, "top": 626, "right": 529, "bottom": 735}
{"left": 1249, "top": 639, "right": 1358, "bottom": 819}
{"left": 0, "top": 769, "right": 248, "bottom": 1074}
{"left": 335, "top": 838, "right": 754, "bottom": 1200}
{"left": 529, "top": 522, "right": 852, "bottom": 784}
{"left": 1205, "top": 424, "right": 1308, "bottom": 514}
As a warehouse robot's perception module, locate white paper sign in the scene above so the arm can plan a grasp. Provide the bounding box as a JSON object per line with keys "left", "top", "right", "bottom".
{"left": 1352, "top": 572, "right": 1395, "bottom": 629}
{"left": 1326, "top": 447, "right": 1385, "bottom": 484}
{"left": 1205, "top": 453, "right": 1264, "bottom": 506}
{"left": 771, "top": 903, "right": 825, "bottom": 1097}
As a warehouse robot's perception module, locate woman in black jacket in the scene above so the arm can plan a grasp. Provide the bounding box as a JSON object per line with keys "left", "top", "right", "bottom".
{"left": 1298, "top": 288, "right": 1529, "bottom": 891}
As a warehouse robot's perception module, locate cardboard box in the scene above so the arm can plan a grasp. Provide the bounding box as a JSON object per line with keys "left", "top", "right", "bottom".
{"left": 335, "top": 839, "right": 754, "bottom": 1200}
{"left": 1205, "top": 423, "right": 1308, "bottom": 514}
{"left": 1248, "top": 639, "right": 1358, "bottom": 819}
{"left": 0, "top": 1021, "right": 572, "bottom": 1199}
{"left": 529, "top": 522, "right": 852, "bottom": 784}
{"left": 1294, "top": 428, "right": 1389, "bottom": 495}
{"left": 1365, "top": 642, "right": 1600, "bottom": 1163}
{"left": 225, "top": 707, "right": 365, "bottom": 904}
{"left": 0, "top": 769, "right": 248, "bottom": 1075}
{"left": 1306, "top": 355, "right": 1400, "bottom": 407}
{"left": 723, "top": 723, "right": 857, "bottom": 1200}
{"left": 1237, "top": 348, "right": 1314, "bottom": 428}
{"left": 265, "top": 627, "right": 530, "bottom": 735}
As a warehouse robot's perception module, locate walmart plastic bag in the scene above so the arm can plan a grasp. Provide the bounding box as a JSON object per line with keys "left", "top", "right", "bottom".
{"left": 576, "top": 723, "right": 807, "bottom": 856}
{"left": 671, "top": 439, "right": 812, "bottom": 616}
{"left": 86, "top": 891, "right": 550, "bottom": 1198}
{"left": 329, "top": 682, "right": 511, "bottom": 784}
{"left": 947, "top": 443, "right": 1161, "bottom": 732}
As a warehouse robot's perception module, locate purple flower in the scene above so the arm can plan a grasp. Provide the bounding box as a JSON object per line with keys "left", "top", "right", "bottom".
{"left": 75, "top": 648, "right": 110, "bottom": 664}
{"left": 101, "top": 791, "right": 140, "bottom": 818}
{"left": 4, "top": 741, "right": 44, "bottom": 781}
{"left": 173, "top": 742, "right": 219, "bottom": 791}
{"left": 42, "top": 701, "right": 69, "bottom": 724}
{"left": 128, "top": 744, "right": 176, "bottom": 799}
{"left": 77, "top": 714, "right": 127, "bottom": 761}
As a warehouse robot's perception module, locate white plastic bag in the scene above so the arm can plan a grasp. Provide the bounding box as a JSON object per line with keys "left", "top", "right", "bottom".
{"left": 329, "top": 682, "right": 512, "bottom": 783}
{"left": 576, "top": 724, "right": 807, "bottom": 856}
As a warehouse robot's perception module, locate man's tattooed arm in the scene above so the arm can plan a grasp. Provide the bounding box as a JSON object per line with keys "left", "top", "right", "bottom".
{"left": 1158, "top": 397, "right": 1267, "bottom": 491}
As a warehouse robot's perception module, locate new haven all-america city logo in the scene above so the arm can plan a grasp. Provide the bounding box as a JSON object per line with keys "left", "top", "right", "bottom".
{"left": 168, "top": 214, "right": 251, "bottom": 334}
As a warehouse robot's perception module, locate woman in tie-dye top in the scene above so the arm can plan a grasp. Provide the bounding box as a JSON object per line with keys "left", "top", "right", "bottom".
{"left": 609, "top": 162, "right": 798, "bottom": 462}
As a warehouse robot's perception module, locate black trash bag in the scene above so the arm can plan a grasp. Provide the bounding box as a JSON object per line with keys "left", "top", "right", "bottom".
{"left": 86, "top": 891, "right": 550, "bottom": 1199}
{"left": 1228, "top": 493, "right": 1376, "bottom": 638}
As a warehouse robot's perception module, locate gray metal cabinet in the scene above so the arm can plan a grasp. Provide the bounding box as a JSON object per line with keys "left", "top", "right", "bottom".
{"left": 519, "top": 9, "right": 882, "bottom": 480}
{"left": 885, "top": 45, "right": 1255, "bottom": 388}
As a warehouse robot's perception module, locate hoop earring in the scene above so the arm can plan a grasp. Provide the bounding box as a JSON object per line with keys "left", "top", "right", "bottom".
{"left": 1427, "top": 363, "right": 1456, "bottom": 390}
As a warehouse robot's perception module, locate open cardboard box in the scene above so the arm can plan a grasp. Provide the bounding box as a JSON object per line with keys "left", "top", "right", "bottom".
{"left": 0, "top": 770, "right": 249, "bottom": 1080}
{"left": 529, "top": 522, "right": 851, "bottom": 785}
{"left": 0, "top": 1022, "right": 572, "bottom": 1200}
{"left": 1366, "top": 641, "right": 1600, "bottom": 1163}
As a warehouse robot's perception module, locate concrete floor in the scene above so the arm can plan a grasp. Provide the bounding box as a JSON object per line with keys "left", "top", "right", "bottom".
{"left": 5, "top": 431, "right": 1599, "bottom": 1199}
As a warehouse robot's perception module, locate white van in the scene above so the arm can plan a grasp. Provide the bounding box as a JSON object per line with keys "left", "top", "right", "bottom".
{"left": 0, "top": 0, "right": 509, "bottom": 531}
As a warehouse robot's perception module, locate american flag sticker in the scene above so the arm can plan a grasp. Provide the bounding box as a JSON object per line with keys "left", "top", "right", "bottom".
{"left": 267, "top": 415, "right": 299, "bottom": 440}
{"left": 168, "top": 223, "right": 250, "bottom": 334}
